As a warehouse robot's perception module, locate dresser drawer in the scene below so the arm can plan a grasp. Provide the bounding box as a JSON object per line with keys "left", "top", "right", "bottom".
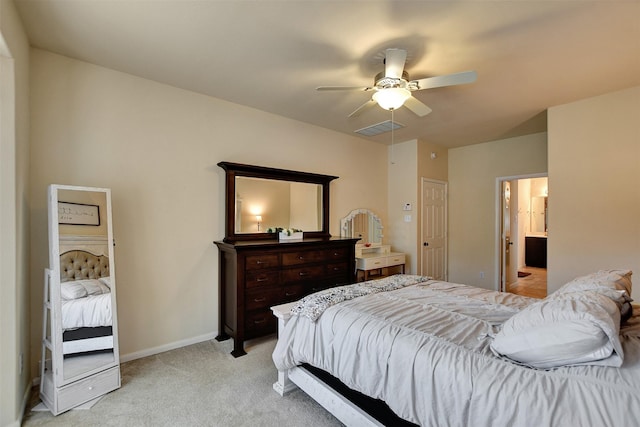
{"left": 245, "top": 309, "right": 277, "bottom": 334}
{"left": 283, "top": 284, "right": 305, "bottom": 302}
{"left": 357, "top": 256, "right": 386, "bottom": 270}
{"left": 245, "top": 270, "right": 280, "bottom": 289}
{"left": 326, "top": 261, "right": 349, "bottom": 276}
{"left": 282, "top": 250, "right": 325, "bottom": 266}
{"left": 245, "top": 287, "right": 282, "bottom": 311}
{"left": 245, "top": 254, "right": 279, "bottom": 270}
{"left": 58, "top": 366, "right": 120, "bottom": 412}
{"left": 324, "top": 247, "right": 349, "bottom": 261}
{"left": 387, "top": 254, "right": 406, "bottom": 267}
{"left": 282, "top": 265, "right": 325, "bottom": 283}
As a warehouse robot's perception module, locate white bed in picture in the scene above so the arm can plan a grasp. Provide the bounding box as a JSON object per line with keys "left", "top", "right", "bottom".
{"left": 59, "top": 247, "right": 113, "bottom": 355}
{"left": 272, "top": 272, "right": 640, "bottom": 426}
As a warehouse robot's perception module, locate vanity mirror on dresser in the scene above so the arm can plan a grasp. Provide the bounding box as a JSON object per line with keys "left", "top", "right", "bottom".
{"left": 340, "top": 208, "right": 406, "bottom": 281}
{"left": 214, "top": 162, "right": 359, "bottom": 357}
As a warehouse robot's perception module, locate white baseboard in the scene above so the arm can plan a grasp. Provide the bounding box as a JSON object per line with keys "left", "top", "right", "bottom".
{"left": 16, "top": 378, "right": 33, "bottom": 427}
{"left": 120, "top": 331, "right": 219, "bottom": 363}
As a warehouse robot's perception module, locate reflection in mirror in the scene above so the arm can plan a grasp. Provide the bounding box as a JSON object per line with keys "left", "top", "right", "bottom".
{"left": 340, "top": 209, "right": 383, "bottom": 245}
{"left": 218, "top": 162, "right": 336, "bottom": 242}
{"left": 57, "top": 189, "right": 115, "bottom": 380}
{"left": 531, "top": 196, "right": 548, "bottom": 233}
{"left": 235, "top": 176, "right": 322, "bottom": 233}
{"left": 41, "top": 185, "right": 120, "bottom": 415}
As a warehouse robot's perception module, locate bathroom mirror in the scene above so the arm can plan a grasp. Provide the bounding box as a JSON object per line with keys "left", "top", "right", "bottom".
{"left": 41, "top": 184, "right": 120, "bottom": 415}
{"left": 219, "top": 162, "right": 337, "bottom": 242}
{"left": 531, "top": 196, "right": 548, "bottom": 233}
{"left": 340, "top": 208, "right": 383, "bottom": 245}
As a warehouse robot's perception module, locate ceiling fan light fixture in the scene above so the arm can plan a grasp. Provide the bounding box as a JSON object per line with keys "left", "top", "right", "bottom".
{"left": 372, "top": 87, "right": 411, "bottom": 110}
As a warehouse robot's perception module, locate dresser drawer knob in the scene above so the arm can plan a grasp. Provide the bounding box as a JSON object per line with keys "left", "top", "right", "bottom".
{"left": 298, "top": 256, "right": 305, "bottom": 260}
{"left": 255, "top": 260, "right": 264, "bottom": 265}
{"left": 253, "top": 297, "right": 266, "bottom": 303}
{"left": 285, "top": 292, "right": 296, "bottom": 297}
{"left": 298, "top": 272, "right": 307, "bottom": 276}
{"left": 256, "top": 277, "right": 268, "bottom": 282}
{"left": 254, "top": 318, "right": 266, "bottom": 324}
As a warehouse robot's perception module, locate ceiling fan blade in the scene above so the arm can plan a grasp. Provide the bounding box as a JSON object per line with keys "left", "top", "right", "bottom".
{"left": 404, "top": 96, "right": 432, "bottom": 117}
{"left": 316, "top": 86, "right": 372, "bottom": 91}
{"left": 348, "top": 99, "right": 377, "bottom": 118}
{"left": 384, "top": 48, "right": 407, "bottom": 79}
{"left": 411, "top": 70, "right": 477, "bottom": 91}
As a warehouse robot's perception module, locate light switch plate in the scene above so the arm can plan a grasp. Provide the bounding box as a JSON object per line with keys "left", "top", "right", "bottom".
{"left": 404, "top": 215, "right": 411, "bottom": 222}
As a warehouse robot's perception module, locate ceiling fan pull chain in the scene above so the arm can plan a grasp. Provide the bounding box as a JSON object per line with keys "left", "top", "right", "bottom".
{"left": 390, "top": 109, "right": 395, "bottom": 165}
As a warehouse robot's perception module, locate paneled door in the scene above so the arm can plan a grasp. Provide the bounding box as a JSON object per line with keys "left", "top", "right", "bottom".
{"left": 421, "top": 178, "right": 447, "bottom": 280}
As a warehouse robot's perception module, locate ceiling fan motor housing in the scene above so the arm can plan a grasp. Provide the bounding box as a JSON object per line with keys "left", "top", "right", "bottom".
{"left": 374, "top": 70, "right": 410, "bottom": 89}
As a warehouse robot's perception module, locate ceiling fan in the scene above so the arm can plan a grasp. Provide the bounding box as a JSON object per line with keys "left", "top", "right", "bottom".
{"left": 317, "top": 48, "right": 477, "bottom": 118}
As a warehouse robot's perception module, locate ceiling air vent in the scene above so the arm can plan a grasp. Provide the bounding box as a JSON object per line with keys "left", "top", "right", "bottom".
{"left": 355, "top": 120, "right": 405, "bottom": 137}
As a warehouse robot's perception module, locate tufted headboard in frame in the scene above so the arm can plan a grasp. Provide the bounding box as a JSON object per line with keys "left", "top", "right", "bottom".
{"left": 59, "top": 250, "right": 110, "bottom": 283}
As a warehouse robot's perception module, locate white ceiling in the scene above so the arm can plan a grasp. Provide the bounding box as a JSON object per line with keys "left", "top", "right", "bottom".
{"left": 14, "top": 0, "right": 640, "bottom": 148}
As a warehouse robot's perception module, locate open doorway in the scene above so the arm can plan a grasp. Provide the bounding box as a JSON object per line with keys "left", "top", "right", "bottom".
{"left": 498, "top": 174, "right": 548, "bottom": 299}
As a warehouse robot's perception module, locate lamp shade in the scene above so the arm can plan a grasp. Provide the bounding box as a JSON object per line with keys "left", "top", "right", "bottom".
{"left": 372, "top": 88, "right": 411, "bottom": 110}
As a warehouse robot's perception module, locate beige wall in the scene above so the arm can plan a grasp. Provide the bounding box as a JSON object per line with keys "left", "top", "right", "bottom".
{"left": 448, "top": 132, "right": 548, "bottom": 289}
{"left": 28, "top": 49, "right": 389, "bottom": 375}
{"left": 417, "top": 140, "right": 448, "bottom": 182}
{"left": 548, "top": 86, "right": 640, "bottom": 300}
{"left": 387, "top": 140, "right": 418, "bottom": 272}
{"left": 0, "top": 0, "right": 30, "bottom": 425}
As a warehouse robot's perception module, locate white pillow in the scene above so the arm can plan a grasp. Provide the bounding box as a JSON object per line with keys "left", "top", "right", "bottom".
{"left": 554, "top": 270, "right": 632, "bottom": 303}
{"left": 60, "top": 279, "right": 109, "bottom": 300}
{"left": 98, "top": 276, "right": 111, "bottom": 289}
{"left": 60, "top": 281, "right": 87, "bottom": 300}
{"left": 491, "top": 291, "right": 623, "bottom": 369}
{"left": 81, "top": 279, "right": 110, "bottom": 295}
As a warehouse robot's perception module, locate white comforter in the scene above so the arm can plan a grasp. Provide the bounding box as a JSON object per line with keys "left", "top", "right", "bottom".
{"left": 61, "top": 293, "right": 112, "bottom": 330}
{"left": 273, "top": 279, "right": 640, "bottom": 426}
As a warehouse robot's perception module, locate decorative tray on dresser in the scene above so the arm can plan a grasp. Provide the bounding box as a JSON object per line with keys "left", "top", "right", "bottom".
{"left": 214, "top": 237, "right": 359, "bottom": 357}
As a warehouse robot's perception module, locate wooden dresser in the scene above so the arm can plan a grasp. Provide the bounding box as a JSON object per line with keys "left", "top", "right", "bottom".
{"left": 214, "top": 237, "right": 359, "bottom": 357}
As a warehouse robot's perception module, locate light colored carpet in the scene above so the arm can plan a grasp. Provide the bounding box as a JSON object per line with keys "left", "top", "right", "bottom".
{"left": 23, "top": 336, "right": 343, "bottom": 426}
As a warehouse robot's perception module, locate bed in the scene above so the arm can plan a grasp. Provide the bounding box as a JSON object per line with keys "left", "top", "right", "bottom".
{"left": 59, "top": 249, "right": 114, "bottom": 355}
{"left": 272, "top": 272, "right": 640, "bottom": 426}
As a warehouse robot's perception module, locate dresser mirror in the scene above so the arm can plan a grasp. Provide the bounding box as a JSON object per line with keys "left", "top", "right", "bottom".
{"left": 41, "top": 184, "right": 120, "bottom": 415}
{"left": 340, "top": 208, "right": 383, "bottom": 245}
{"left": 218, "top": 162, "right": 337, "bottom": 242}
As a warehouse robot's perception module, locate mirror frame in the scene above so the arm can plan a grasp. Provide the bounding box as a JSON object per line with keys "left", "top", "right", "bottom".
{"left": 218, "top": 162, "right": 337, "bottom": 242}
{"left": 340, "top": 208, "right": 384, "bottom": 245}
{"left": 47, "top": 184, "right": 119, "bottom": 385}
